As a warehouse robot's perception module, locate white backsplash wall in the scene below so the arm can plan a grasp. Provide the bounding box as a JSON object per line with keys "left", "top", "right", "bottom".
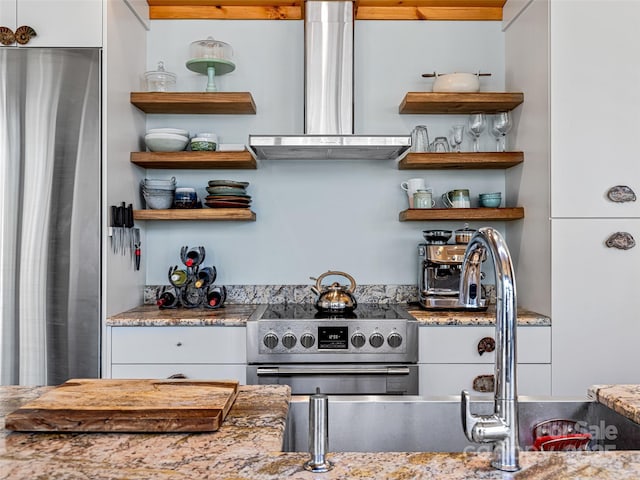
{"left": 144, "top": 20, "right": 506, "bottom": 285}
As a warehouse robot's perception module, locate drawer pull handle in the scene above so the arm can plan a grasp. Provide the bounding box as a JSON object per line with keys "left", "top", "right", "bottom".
{"left": 605, "top": 232, "right": 636, "bottom": 250}
{"left": 168, "top": 373, "right": 187, "bottom": 379}
{"left": 473, "top": 374, "right": 494, "bottom": 393}
{"left": 14, "top": 25, "right": 37, "bottom": 45}
{"left": 607, "top": 185, "right": 636, "bottom": 203}
{"left": 477, "top": 337, "right": 495, "bottom": 356}
{"left": 0, "top": 26, "right": 15, "bottom": 45}
{"left": 176, "top": 342, "right": 183, "bottom": 347}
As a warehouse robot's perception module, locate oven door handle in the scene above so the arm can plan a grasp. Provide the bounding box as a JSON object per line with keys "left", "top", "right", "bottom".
{"left": 255, "top": 367, "right": 411, "bottom": 376}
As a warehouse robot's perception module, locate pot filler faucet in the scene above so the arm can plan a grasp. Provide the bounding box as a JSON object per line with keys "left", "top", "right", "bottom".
{"left": 459, "top": 227, "right": 520, "bottom": 472}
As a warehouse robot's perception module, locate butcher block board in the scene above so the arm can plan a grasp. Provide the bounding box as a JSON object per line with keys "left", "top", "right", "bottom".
{"left": 5, "top": 378, "right": 239, "bottom": 433}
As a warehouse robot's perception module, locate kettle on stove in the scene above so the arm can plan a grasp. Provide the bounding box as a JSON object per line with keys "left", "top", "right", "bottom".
{"left": 310, "top": 270, "right": 358, "bottom": 313}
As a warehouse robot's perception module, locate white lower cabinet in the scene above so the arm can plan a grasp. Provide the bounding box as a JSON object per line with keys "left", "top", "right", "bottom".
{"left": 105, "top": 326, "right": 247, "bottom": 383}
{"left": 552, "top": 219, "right": 640, "bottom": 395}
{"left": 418, "top": 326, "right": 551, "bottom": 396}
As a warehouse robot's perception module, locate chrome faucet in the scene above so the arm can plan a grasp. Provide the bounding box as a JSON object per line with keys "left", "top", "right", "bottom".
{"left": 459, "top": 227, "right": 520, "bottom": 472}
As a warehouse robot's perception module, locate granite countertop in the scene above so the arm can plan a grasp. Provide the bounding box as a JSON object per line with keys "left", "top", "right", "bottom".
{"left": 2, "top": 385, "right": 640, "bottom": 478}
{"left": 108, "top": 304, "right": 551, "bottom": 327}
{"left": 106, "top": 304, "right": 258, "bottom": 326}
{"left": 408, "top": 306, "right": 551, "bottom": 326}
{"left": 589, "top": 385, "right": 640, "bottom": 425}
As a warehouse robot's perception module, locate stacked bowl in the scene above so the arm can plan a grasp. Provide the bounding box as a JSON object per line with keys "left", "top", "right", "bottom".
{"left": 479, "top": 192, "right": 502, "bottom": 208}
{"left": 144, "top": 128, "right": 189, "bottom": 152}
{"left": 142, "top": 177, "right": 176, "bottom": 209}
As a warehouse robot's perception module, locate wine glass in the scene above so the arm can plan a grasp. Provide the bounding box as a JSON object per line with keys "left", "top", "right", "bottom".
{"left": 491, "top": 111, "right": 513, "bottom": 152}
{"left": 467, "top": 113, "right": 486, "bottom": 152}
{"left": 449, "top": 124, "right": 464, "bottom": 153}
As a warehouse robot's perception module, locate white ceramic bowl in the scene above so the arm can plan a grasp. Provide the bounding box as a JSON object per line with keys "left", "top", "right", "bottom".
{"left": 144, "top": 193, "right": 174, "bottom": 209}
{"left": 194, "top": 132, "right": 218, "bottom": 140}
{"left": 144, "top": 132, "right": 189, "bottom": 152}
{"left": 147, "top": 127, "right": 190, "bottom": 138}
{"left": 144, "top": 177, "right": 176, "bottom": 185}
{"left": 433, "top": 73, "right": 480, "bottom": 93}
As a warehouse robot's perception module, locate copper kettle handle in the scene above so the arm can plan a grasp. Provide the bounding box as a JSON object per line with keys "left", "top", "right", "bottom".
{"left": 312, "top": 270, "right": 357, "bottom": 293}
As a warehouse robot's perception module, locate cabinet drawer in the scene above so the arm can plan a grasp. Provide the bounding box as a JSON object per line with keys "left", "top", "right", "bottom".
{"left": 419, "top": 364, "right": 551, "bottom": 396}
{"left": 111, "top": 364, "right": 246, "bottom": 383}
{"left": 418, "top": 326, "right": 550, "bottom": 364}
{"left": 111, "top": 326, "right": 246, "bottom": 364}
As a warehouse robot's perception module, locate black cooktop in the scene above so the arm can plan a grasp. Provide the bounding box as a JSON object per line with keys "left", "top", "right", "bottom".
{"left": 260, "top": 303, "right": 409, "bottom": 320}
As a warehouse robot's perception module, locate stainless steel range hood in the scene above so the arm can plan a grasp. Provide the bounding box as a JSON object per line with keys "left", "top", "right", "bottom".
{"left": 249, "top": 0, "right": 411, "bottom": 161}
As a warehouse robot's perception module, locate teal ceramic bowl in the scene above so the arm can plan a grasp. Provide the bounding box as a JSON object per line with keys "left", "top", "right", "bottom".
{"left": 480, "top": 197, "right": 502, "bottom": 208}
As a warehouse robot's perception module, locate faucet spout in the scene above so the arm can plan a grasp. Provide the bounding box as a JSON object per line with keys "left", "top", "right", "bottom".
{"left": 458, "top": 227, "right": 520, "bottom": 472}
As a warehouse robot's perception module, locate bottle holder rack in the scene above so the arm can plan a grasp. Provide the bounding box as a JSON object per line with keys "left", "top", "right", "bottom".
{"left": 157, "top": 245, "right": 227, "bottom": 309}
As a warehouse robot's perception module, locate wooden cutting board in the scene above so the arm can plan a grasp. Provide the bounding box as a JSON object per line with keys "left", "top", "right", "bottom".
{"left": 5, "top": 378, "right": 239, "bottom": 433}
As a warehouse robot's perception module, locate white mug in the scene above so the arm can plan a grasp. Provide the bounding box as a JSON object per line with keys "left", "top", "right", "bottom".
{"left": 400, "top": 178, "right": 427, "bottom": 208}
{"left": 413, "top": 190, "right": 435, "bottom": 209}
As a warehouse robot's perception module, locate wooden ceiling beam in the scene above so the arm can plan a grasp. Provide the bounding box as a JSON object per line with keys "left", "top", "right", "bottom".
{"left": 148, "top": 0, "right": 504, "bottom": 20}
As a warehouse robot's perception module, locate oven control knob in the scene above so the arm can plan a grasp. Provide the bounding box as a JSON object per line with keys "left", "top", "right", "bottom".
{"left": 351, "top": 332, "right": 366, "bottom": 348}
{"left": 300, "top": 333, "right": 315, "bottom": 349}
{"left": 387, "top": 332, "right": 403, "bottom": 348}
{"left": 263, "top": 332, "right": 279, "bottom": 350}
{"left": 282, "top": 332, "right": 297, "bottom": 349}
{"left": 369, "top": 332, "right": 384, "bottom": 348}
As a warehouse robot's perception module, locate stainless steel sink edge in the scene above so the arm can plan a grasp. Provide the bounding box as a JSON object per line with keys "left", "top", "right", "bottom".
{"left": 283, "top": 396, "right": 640, "bottom": 453}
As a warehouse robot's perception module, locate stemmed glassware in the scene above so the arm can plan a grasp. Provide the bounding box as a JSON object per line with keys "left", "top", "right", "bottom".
{"left": 491, "top": 111, "right": 513, "bottom": 152}
{"left": 467, "top": 113, "right": 486, "bottom": 153}
{"left": 449, "top": 125, "right": 464, "bottom": 153}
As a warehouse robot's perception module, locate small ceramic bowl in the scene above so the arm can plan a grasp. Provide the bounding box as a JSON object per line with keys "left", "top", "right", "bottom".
{"left": 144, "top": 193, "right": 174, "bottom": 209}
{"left": 190, "top": 138, "right": 217, "bottom": 151}
{"left": 174, "top": 187, "right": 198, "bottom": 208}
{"left": 147, "top": 128, "right": 189, "bottom": 138}
{"left": 144, "top": 132, "right": 189, "bottom": 152}
{"left": 479, "top": 197, "right": 502, "bottom": 208}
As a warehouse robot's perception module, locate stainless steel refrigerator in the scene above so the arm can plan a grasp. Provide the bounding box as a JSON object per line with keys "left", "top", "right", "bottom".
{"left": 0, "top": 48, "right": 101, "bottom": 386}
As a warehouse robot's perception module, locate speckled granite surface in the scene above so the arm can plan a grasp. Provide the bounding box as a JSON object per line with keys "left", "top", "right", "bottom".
{"left": 408, "top": 307, "right": 551, "bottom": 326}
{"left": 2, "top": 385, "right": 640, "bottom": 479}
{"left": 0, "top": 385, "right": 290, "bottom": 479}
{"left": 107, "top": 304, "right": 257, "bottom": 326}
{"left": 108, "top": 304, "right": 550, "bottom": 327}
{"left": 144, "top": 284, "right": 425, "bottom": 305}
{"left": 589, "top": 385, "right": 640, "bottom": 426}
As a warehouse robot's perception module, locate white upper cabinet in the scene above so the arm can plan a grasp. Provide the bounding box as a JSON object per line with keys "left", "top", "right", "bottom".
{"left": 550, "top": 1, "right": 640, "bottom": 218}
{"left": 0, "top": 0, "right": 102, "bottom": 47}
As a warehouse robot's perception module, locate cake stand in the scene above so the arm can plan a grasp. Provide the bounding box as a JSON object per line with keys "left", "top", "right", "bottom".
{"left": 186, "top": 58, "right": 236, "bottom": 93}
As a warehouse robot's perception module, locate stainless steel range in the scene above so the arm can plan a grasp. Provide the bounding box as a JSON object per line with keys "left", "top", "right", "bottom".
{"left": 246, "top": 304, "right": 419, "bottom": 395}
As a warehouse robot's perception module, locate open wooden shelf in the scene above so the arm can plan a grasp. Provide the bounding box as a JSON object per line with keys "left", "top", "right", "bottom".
{"left": 398, "top": 151, "right": 523, "bottom": 170}
{"left": 133, "top": 209, "right": 256, "bottom": 221}
{"left": 147, "top": 0, "right": 506, "bottom": 21}
{"left": 130, "top": 92, "right": 257, "bottom": 114}
{"left": 131, "top": 151, "right": 257, "bottom": 169}
{"left": 399, "top": 92, "right": 524, "bottom": 114}
{"left": 399, "top": 207, "right": 524, "bottom": 222}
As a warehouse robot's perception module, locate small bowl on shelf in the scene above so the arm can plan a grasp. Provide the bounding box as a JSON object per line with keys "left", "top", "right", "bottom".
{"left": 479, "top": 192, "right": 502, "bottom": 208}
{"left": 147, "top": 127, "right": 189, "bottom": 138}
{"left": 174, "top": 187, "right": 198, "bottom": 208}
{"left": 143, "top": 193, "right": 174, "bottom": 209}
{"left": 145, "top": 132, "right": 189, "bottom": 152}
{"left": 190, "top": 137, "right": 217, "bottom": 151}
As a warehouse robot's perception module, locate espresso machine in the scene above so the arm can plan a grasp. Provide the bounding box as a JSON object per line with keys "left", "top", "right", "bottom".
{"left": 418, "top": 229, "right": 487, "bottom": 310}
